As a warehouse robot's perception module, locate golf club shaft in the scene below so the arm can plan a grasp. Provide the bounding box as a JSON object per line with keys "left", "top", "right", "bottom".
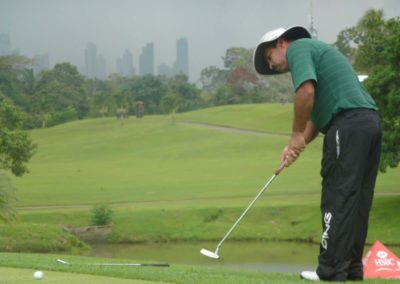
{"left": 57, "top": 259, "right": 169, "bottom": 267}
{"left": 215, "top": 163, "right": 285, "bottom": 254}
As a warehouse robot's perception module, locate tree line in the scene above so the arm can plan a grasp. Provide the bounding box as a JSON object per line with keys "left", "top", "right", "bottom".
{"left": 0, "top": 49, "right": 293, "bottom": 130}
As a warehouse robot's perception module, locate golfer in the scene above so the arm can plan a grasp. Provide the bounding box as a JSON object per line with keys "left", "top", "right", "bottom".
{"left": 253, "top": 26, "right": 382, "bottom": 281}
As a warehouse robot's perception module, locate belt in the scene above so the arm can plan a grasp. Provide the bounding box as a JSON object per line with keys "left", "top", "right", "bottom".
{"left": 320, "top": 108, "right": 377, "bottom": 134}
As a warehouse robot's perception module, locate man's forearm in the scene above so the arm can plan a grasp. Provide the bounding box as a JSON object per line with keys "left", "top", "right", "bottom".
{"left": 304, "top": 121, "right": 319, "bottom": 144}
{"left": 282, "top": 81, "right": 316, "bottom": 166}
{"left": 292, "top": 81, "right": 315, "bottom": 135}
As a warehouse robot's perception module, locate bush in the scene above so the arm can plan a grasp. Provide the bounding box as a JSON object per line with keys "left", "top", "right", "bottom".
{"left": 90, "top": 204, "right": 113, "bottom": 226}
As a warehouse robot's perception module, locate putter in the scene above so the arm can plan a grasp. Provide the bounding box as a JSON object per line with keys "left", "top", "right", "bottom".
{"left": 200, "top": 163, "right": 285, "bottom": 259}
{"left": 56, "top": 258, "right": 169, "bottom": 267}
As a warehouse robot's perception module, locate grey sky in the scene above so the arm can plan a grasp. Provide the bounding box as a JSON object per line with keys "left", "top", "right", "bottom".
{"left": 1, "top": 0, "right": 399, "bottom": 82}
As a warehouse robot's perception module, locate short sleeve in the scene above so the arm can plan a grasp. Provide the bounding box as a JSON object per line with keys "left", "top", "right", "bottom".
{"left": 286, "top": 40, "right": 317, "bottom": 91}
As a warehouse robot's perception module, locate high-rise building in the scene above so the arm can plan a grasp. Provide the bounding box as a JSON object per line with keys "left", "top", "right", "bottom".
{"left": 96, "top": 55, "right": 107, "bottom": 80}
{"left": 84, "top": 42, "right": 107, "bottom": 79}
{"left": 84, "top": 42, "right": 97, "bottom": 79}
{"left": 0, "top": 33, "right": 11, "bottom": 55}
{"left": 139, "top": 42, "right": 154, "bottom": 76}
{"left": 174, "top": 37, "right": 189, "bottom": 78}
{"left": 33, "top": 53, "right": 49, "bottom": 76}
{"left": 117, "top": 49, "right": 135, "bottom": 77}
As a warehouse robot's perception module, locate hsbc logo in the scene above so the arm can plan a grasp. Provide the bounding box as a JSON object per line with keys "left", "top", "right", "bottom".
{"left": 377, "top": 251, "right": 388, "bottom": 259}
{"left": 374, "top": 250, "right": 395, "bottom": 267}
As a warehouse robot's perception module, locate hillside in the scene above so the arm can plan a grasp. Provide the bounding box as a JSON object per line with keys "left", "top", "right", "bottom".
{"left": 4, "top": 104, "right": 398, "bottom": 249}
{"left": 13, "top": 103, "right": 398, "bottom": 208}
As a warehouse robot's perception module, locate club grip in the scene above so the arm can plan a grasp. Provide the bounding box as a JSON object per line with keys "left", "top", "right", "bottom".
{"left": 274, "top": 163, "right": 285, "bottom": 175}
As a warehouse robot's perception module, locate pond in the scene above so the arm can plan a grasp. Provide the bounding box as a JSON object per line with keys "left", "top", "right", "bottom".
{"left": 89, "top": 241, "right": 319, "bottom": 273}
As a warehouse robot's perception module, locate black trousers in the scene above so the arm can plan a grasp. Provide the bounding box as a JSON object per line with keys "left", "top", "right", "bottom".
{"left": 316, "top": 109, "right": 382, "bottom": 281}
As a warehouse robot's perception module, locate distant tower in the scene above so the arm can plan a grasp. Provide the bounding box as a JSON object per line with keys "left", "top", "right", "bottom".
{"left": 84, "top": 42, "right": 97, "bottom": 79}
{"left": 309, "top": 0, "right": 318, "bottom": 38}
{"left": 96, "top": 54, "right": 107, "bottom": 80}
{"left": 117, "top": 49, "right": 135, "bottom": 77}
{"left": 139, "top": 43, "right": 154, "bottom": 76}
{"left": 174, "top": 37, "right": 189, "bottom": 78}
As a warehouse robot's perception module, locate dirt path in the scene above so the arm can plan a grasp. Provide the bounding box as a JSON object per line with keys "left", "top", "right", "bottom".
{"left": 179, "top": 121, "right": 290, "bottom": 137}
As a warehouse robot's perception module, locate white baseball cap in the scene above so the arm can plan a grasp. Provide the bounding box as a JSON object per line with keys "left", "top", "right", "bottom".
{"left": 253, "top": 26, "right": 311, "bottom": 75}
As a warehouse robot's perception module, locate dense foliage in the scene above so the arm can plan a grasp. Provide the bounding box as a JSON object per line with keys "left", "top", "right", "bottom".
{"left": 0, "top": 99, "right": 36, "bottom": 222}
{"left": 0, "top": 48, "right": 294, "bottom": 129}
{"left": 335, "top": 10, "right": 400, "bottom": 171}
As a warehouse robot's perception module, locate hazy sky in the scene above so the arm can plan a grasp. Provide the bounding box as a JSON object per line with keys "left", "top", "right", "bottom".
{"left": 1, "top": 0, "right": 399, "bottom": 82}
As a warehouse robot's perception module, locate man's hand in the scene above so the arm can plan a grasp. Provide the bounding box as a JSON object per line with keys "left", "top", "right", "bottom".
{"left": 281, "top": 133, "right": 306, "bottom": 166}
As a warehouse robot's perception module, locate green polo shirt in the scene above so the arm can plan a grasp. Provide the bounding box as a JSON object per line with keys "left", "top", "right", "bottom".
{"left": 286, "top": 38, "right": 377, "bottom": 132}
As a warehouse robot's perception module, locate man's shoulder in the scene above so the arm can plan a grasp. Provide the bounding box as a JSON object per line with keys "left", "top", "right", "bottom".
{"left": 288, "top": 39, "right": 332, "bottom": 61}
{"left": 290, "top": 38, "right": 329, "bottom": 49}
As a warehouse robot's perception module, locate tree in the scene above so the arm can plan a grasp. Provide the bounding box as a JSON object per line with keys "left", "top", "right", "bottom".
{"left": 222, "top": 47, "right": 253, "bottom": 70}
{"left": 113, "top": 89, "right": 131, "bottom": 119}
{"left": 128, "top": 75, "right": 166, "bottom": 114}
{"left": 91, "top": 92, "right": 114, "bottom": 117}
{"left": 362, "top": 17, "right": 400, "bottom": 171}
{"left": 33, "top": 63, "right": 89, "bottom": 127}
{"left": 166, "top": 74, "right": 200, "bottom": 112}
{"left": 335, "top": 10, "right": 400, "bottom": 171}
{"left": 334, "top": 28, "right": 358, "bottom": 63}
{"left": 0, "top": 99, "right": 36, "bottom": 222}
{"left": 0, "top": 55, "right": 32, "bottom": 108}
{"left": 199, "top": 66, "right": 228, "bottom": 91}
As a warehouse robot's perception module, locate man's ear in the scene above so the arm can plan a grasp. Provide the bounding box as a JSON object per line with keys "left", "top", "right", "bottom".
{"left": 277, "top": 38, "right": 287, "bottom": 47}
{"left": 277, "top": 38, "right": 289, "bottom": 49}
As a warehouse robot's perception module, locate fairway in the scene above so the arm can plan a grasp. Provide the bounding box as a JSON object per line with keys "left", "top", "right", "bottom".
{"left": 12, "top": 103, "right": 399, "bottom": 207}
{"left": 0, "top": 267, "right": 162, "bottom": 284}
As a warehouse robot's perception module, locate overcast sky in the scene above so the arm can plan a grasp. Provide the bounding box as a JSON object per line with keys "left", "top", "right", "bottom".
{"left": 1, "top": 0, "right": 399, "bottom": 82}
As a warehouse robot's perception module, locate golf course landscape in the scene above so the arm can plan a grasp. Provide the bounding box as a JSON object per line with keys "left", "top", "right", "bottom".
{"left": 1, "top": 103, "right": 399, "bottom": 283}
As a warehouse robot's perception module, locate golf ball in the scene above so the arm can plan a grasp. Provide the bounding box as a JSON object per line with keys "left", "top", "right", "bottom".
{"left": 33, "top": 271, "right": 43, "bottom": 280}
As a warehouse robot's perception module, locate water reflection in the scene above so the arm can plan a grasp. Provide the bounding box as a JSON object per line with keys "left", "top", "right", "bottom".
{"left": 89, "top": 241, "right": 318, "bottom": 273}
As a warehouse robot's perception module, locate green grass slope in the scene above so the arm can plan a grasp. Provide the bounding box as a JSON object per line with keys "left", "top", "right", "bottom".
{"left": 13, "top": 103, "right": 398, "bottom": 207}
{"left": 3, "top": 103, "right": 399, "bottom": 249}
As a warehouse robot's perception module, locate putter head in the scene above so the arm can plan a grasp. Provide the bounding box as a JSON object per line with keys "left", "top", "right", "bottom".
{"left": 56, "top": 259, "right": 69, "bottom": 265}
{"left": 200, "top": 248, "right": 220, "bottom": 259}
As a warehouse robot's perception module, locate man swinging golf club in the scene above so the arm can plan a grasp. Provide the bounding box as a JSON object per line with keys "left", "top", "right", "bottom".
{"left": 253, "top": 26, "right": 382, "bottom": 281}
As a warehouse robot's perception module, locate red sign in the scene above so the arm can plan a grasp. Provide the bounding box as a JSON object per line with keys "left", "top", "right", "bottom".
{"left": 363, "top": 240, "right": 400, "bottom": 279}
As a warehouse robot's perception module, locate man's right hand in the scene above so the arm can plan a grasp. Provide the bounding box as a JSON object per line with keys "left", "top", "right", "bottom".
{"left": 281, "top": 133, "right": 306, "bottom": 167}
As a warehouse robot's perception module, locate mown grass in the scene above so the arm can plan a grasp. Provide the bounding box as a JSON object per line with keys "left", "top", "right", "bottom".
{"left": 12, "top": 111, "right": 398, "bottom": 207}
{"left": 0, "top": 223, "right": 88, "bottom": 254}
{"left": 0, "top": 266, "right": 153, "bottom": 284}
{"left": 15, "top": 195, "right": 399, "bottom": 246}
{"left": 0, "top": 252, "right": 398, "bottom": 284}
{"left": 176, "top": 103, "right": 294, "bottom": 134}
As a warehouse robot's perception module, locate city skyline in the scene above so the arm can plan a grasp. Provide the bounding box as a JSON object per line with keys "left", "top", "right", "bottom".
{"left": 1, "top": 33, "right": 190, "bottom": 80}
{"left": 1, "top": 0, "right": 399, "bottom": 82}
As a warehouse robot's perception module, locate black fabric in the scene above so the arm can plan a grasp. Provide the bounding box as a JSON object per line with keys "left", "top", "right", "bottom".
{"left": 316, "top": 109, "right": 382, "bottom": 281}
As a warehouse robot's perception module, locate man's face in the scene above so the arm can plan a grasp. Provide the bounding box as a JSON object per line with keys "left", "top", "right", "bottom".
{"left": 264, "top": 40, "right": 289, "bottom": 73}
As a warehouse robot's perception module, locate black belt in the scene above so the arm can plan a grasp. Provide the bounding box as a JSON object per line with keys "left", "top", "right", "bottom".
{"left": 321, "top": 108, "right": 377, "bottom": 134}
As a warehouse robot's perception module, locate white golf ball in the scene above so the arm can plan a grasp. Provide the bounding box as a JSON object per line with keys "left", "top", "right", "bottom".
{"left": 33, "top": 270, "right": 43, "bottom": 280}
